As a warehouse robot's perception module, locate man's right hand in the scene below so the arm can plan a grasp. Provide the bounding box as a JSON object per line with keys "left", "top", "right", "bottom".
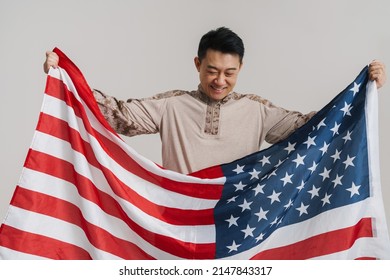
{"left": 43, "top": 51, "right": 59, "bottom": 74}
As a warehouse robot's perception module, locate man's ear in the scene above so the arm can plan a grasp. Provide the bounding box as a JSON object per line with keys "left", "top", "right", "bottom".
{"left": 194, "top": 57, "right": 201, "bottom": 72}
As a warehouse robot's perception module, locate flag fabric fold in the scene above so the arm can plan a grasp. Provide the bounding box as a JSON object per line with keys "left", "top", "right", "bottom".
{"left": 0, "top": 48, "right": 389, "bottom": 259}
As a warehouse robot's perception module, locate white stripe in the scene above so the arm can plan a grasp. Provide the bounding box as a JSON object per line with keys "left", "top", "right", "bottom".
{"left": 3, "top": 205, "right": 121, "bottom": 260}
{"left": 42, "top": 94, "right": 90, "bottom": 142}
{"left": 364, "top": 80, "right": 390, "bottom": 257}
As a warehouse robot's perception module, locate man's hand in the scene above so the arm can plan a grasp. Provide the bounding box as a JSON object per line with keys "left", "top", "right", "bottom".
{"left": 369, "top": 60, "right": 386, "bottom": 89}
{"left": 43, "top": 51, "right": 59, "bottom": 74}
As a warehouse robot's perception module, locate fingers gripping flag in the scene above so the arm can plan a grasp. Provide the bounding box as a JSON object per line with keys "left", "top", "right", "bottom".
{"left": 0, "top": 48, "right": 389, "bottom": 259}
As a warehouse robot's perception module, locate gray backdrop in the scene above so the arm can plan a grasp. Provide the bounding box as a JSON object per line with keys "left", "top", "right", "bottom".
{"left": 1, "top": 0, "right": 389, "bottom": 240}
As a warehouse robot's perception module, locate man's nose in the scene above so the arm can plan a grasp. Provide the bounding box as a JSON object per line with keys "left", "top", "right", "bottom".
{"left": 214, "top": 74, "right": 226, "bottom": 85}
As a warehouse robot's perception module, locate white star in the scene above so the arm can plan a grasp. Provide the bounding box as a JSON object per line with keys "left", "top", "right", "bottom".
{"left": 238, "top": 199, "right": 253, "bottom": 212}
{"left": 234, "top": 181, "right": 246, "bottom": 191}
{"left": 233, "top": 164, "right": 245, "bottom": 174}
{"left": 321, "top": 193, "right": 332, "bottom": 206}
{"left": 296, "top": 202, "right": 309, "bottom": 216}
{"left": 253, "top": 183, "right": 265, "bottom": 196}
{"left": 225, "top": 215, "right": 239, "bottom": 228}
{"left": 275, "top": 159, "right": 285, "bottom": 168}
{"left": 308, "top": 161, "right": 318, "bottom": 173}
{"left": 317, "top": 118, "right": 327, "bottom": 130}
{"left": 280, "top": 172, "right": 294, "bottom": 186}
{"left": 342, "top": 130, "right": 352, "bottom": 143}
{"left": 267, "top": 170, "right": 277, "bottom": 179}
{"left": 277, "top": 217, "right": 283, "bottom": 226}
{"left": 241, "top": 224, "right": 256, "bottom": 239}
{"left": 340, "top": 102, "right": 353, "bottom": 116}
{"left": 270, "top": 216, "right": 279, "bottom": 226}
{"left": 249, "top": 169, "right": 261, "bottom": 180}
{"left": 307, "top": 185, "right": 321, "bottom": 199}
{"left": 347, "top": 182, "right": 361, "bottom": 197}
{"left": 343, "top": 155, "right": 356, "bottom": 169}
{"left": 350, "top": 82, "right": 361, "bottom": 96}
{"left": 284, "top": 199, "right": 294, "bottom": 209}
{"left": 330, "top": 122, "right": 341, "bottom": 136}
{"left": 304, "top": 136, "right": 317, "bottom": 149}
{"left": 319, "top": 167, "right": 331, "bottom": 181}
{"left": 227, "top": 240, "right": 240, "bottom": 253}
{"left": 319, "top": 142, "right": 330, "bottom": 156}
{"left": 255, "top": 233, "right": 265, "bottom": 242}
{"left": 297, "top": 180, "right": 305, "bottom": 192}
{"left": 284, "top": 142, "right": 296, "bottom": 154}
{"left": 259, "top": 155, "right": 271, "bottom": 166}
{"left": 226, "top": 195, "right": 238, "bottom": 203}
{"left": 332, "top": 174, "right": 344, "bottom": 188}
{"left": 293, "top": 154, "right": 306, "bottom": 167}
{"left": 331, "top": 149, "right": 341, "bottom": 163}
{"left": 267, "top": 190, "right": 281, "bottom": 204}
{"left": 255, "top": 207, "right": 269, "bottom": 221}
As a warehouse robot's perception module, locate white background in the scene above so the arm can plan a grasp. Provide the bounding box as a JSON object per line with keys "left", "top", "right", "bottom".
{"left": 1, "top": 0, "right": 389, "bottom": 241}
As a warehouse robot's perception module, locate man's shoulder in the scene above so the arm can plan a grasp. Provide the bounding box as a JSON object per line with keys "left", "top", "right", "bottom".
{"left": 131, "top": 89, "right": 192, "bottom": 103}
{"left": 230, "top": 92, "right": 273, "bottom": 106}
{"left": 147, "top": 90, "right": 189, "bottom": 100}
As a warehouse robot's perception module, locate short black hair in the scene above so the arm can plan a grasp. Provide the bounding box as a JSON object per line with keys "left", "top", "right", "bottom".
{"left": 197, "top": 27, "right": 244, "bottom": 63}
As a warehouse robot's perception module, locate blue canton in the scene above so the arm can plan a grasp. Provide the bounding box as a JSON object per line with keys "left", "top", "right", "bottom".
{"left": 214, "top": 67, "right": 370, "bottom": 258}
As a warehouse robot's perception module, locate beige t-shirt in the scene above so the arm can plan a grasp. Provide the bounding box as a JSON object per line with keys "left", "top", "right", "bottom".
{"left": 94, "top": 87, "right": 315, "bottom": 174}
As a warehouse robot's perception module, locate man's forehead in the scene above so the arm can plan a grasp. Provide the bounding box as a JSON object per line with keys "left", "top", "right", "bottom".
{"left": 203, "top": 50, "right": 241, "bottom": 70}
{"left": 206, "top": 64, "right": 239, "bottom": 71}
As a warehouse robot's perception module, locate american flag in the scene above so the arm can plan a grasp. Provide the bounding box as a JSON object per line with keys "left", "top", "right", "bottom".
{"left": 0, "top": 48, "right": 389, "bottom": 259}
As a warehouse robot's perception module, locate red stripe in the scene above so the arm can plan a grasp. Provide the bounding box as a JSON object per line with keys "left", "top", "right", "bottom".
{"left": 23, "top": 150, "right": 216, "bottom": 258}
{"left": 189, "top": 164, "right": 225, "bottom": 179}
{"left": 0, "top": 224, "right": 92, "bottom": 260}
{"left": 34, "top": 117, "right": 216, "bottom": 226}
{"left": 53, "top": 47, "right": 116, "bottom": 136}
{"left": 37, "top": 113, "right": 100, "bottom": 168}
{"left": 11, "top": 187, "right": 155, "bottom": 260}
{"left": 44, "top": 76, "right": 224, "bottom": 200}
{"left": 250, "top": 218, "right": 373, "bottom": 259}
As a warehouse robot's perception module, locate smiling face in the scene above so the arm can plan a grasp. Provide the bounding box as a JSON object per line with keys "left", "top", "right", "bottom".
{"left": 194, "top": 49, "right": 242, "bottom": 101}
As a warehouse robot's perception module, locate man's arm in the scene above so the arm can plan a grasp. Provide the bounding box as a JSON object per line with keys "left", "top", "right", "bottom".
{"left": 43, "top": 51, "right": 162, "bottom": 137}
{"left": 93, "top": 89, "right": 161, "bottom": 136}
{"left": 264, "top": 106, "right": 316, "bottom": 144}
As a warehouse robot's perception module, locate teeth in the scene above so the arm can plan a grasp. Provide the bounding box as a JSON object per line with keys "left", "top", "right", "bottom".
{"left": 212, "top": 86, "right": 224, "bottom": 91}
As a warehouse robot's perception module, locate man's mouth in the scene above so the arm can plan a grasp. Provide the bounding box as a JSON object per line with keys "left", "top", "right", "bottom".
{"left": 210, "top": 85, "right": 226, "bottom": 93}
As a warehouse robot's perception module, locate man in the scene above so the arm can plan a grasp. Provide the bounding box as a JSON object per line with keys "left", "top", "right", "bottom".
{"left": 44, "top": 27, "right": 386, "bottom": 174}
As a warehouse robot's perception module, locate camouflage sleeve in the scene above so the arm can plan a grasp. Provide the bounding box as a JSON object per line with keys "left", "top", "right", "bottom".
{"left": 93, "top": 89, "right": 161, "bottom": 137}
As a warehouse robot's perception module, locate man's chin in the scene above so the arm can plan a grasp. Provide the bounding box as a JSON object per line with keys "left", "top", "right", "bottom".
{"left": 208, "top": 90, "right": 228, "bottom": 101}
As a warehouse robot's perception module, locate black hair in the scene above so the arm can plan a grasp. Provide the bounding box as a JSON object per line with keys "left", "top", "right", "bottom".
{"left": 197, "top": 27, "right": 244, "bottom": 63}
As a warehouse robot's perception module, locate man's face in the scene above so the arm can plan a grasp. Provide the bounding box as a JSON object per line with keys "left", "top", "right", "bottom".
{"left": 194, "top": 49, "right": 242, "bottom": 101}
